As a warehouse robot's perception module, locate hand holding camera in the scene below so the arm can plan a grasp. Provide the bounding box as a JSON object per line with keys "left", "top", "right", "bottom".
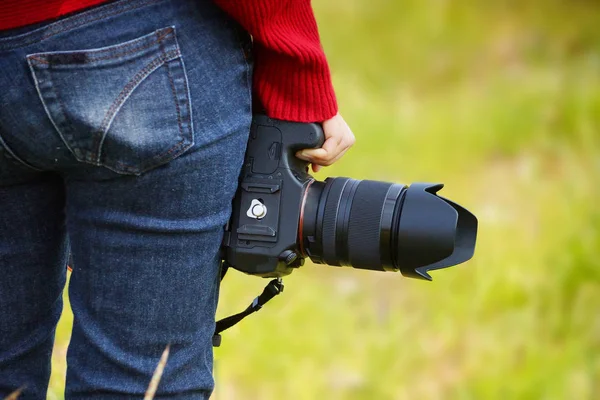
{"left": 295, "top": 113, "right": 356, "bottom": 173}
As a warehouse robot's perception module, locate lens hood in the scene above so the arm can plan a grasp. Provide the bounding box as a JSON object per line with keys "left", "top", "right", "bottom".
{"left": 395, "top": 183, "right": 478, "bottom": 280}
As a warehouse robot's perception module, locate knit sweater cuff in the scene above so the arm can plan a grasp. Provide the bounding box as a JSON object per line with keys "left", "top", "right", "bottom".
{"left": 253, "top": 45, "right": 338, "bottom": 123}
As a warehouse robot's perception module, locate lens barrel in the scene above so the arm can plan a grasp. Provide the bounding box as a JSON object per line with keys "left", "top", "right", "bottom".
{"left": 301, "top": 178, "right": 477, "bottom": 280}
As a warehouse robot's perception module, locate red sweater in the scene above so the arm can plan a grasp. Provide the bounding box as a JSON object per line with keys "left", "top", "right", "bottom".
{"left": 0, "top": 0, "right": 338, "bottom": 123}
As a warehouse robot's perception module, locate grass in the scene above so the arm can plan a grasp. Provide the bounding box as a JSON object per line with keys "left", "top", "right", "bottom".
{"left": 48, "top": 0, "right": 600, "bottom": 399}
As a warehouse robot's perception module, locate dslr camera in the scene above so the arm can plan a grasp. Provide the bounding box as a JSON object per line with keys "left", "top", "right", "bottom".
{"left": 222, "top": 115, "right": 477, "bottom": 281}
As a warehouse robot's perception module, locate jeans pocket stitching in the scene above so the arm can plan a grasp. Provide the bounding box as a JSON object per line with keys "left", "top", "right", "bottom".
{"left": 108, "top": 52, "right": 194, "bottom": 174}
{"left": 165, "top": 53, "right": 185, "bottom": 146}
{"left": 93, "top": 47, "right": 182, "bottom": 164}
{"left": 27, "top": 27, "right": 175, "bottom": 67}
{"left": 26, "top": 26, "right": 193, "bottom": 175}
{"left": 27, "top": 60, "right": 84, "bottom": 162}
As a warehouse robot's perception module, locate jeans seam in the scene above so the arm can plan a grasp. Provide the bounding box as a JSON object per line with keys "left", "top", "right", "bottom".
{"left": 0, "top": 132, "right": 44, "bottom": 171}
{"left": 233, "top": 26, "right": 253, "bottom": 109}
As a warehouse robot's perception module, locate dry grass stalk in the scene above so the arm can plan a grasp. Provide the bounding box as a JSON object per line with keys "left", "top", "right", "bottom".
{"left": 144, "top": 344, "right": 170, "bottom": 400}
{"left": 4, "top": 386, "right": 25, "bottom": 400}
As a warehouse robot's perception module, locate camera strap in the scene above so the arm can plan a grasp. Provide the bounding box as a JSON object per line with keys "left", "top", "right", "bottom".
{"left": 212, "top": 271, "right": 284, "bottom": 347}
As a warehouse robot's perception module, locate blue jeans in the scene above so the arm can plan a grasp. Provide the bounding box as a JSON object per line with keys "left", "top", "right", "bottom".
{"left": 0, "top": 0, "right": 252, "bottom": 398}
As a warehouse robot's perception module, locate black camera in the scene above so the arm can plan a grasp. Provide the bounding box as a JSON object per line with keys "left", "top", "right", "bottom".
{"left": 222, "top": 115, "right": 477, "bottom": 281}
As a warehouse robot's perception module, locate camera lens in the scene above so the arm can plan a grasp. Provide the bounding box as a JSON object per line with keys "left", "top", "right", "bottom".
{"left": 300, "top": 178, "right": 477, "bottom": 280}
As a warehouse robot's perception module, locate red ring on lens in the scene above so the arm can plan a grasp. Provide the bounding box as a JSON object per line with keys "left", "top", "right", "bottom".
{"left": 298, "top": 179, "right": 314, "bottom": 257}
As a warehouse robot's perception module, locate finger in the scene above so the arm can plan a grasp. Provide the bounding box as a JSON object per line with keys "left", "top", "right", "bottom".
{"left": 296, "top": 147, "right": 327, "bottom": 161}
{"left": 320, "top": 135, "right": 343, "bottom": 161}
{"left": 321, "top": 144, "right": 351, "bottom": 167}
{"left": 318, "top": 132, "right": 356, "bottom": 164}
{"left": 300, "top": 136, "right": 342, "bottom": 165}
{"left": 307, "top": 141, "right": 352, "bottom": 173}
{"left": 310, "top": 140, "right": 352, "bottom": 172}
{"left": 327, "top": 146, "right": 349, "bottom": 165}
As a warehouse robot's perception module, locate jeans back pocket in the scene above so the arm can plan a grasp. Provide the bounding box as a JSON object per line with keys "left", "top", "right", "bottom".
{"left": 27, "top": 26, "right": 193, "bottom": 175}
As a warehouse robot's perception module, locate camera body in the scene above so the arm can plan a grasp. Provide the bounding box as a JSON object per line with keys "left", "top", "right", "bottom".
{"left": 222, "top": 115, "right": 323, "bottom": 277}
{"left": 223, "top": 115, "right": 478, "bottom": 281}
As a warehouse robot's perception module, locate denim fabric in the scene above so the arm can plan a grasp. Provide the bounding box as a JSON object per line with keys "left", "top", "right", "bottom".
{"left": 0, "top": 0, "right": 253, "bottom": 398}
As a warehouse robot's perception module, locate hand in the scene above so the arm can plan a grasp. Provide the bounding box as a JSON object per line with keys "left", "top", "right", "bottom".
{"left": 295, "top": 113, "right": 356, "bottom": 173}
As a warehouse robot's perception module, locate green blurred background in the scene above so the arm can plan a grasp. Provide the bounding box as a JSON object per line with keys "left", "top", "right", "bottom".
{"left": 50, "top": 0, "right": 600, "bottom": 398}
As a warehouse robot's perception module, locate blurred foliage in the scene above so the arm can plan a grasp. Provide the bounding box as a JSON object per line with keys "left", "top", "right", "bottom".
{"left": 50, "top": 0, "right": 600, "bottom": 399}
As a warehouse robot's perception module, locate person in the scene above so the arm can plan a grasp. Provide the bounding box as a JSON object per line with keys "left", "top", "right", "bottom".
{"left": 0, "top": 0, "right": 355, "bottom": 398}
